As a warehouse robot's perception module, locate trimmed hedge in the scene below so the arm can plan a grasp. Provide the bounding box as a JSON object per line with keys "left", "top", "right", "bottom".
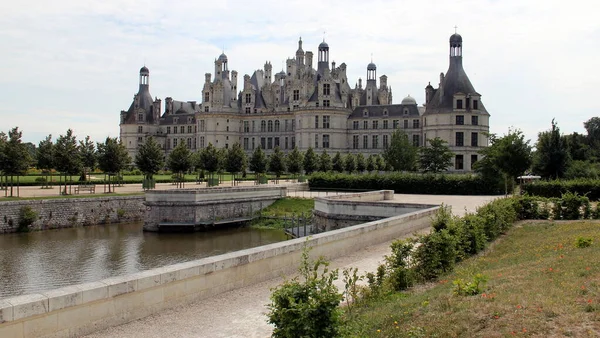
{"left": 521, "top": 179, "right": 600, "bottom": 200}
{"left": 308, "top": 172, "right": 504, "bottom": 195}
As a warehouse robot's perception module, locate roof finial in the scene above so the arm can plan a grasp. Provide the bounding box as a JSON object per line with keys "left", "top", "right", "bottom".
{"left": 370, "top": 53, "right": 373, "bottom": 63}
{"left": 323, "top": 30, "right": 326, "bottom": 42}
{"left": 454, "top": 25, "right": 458, "bottom": 34}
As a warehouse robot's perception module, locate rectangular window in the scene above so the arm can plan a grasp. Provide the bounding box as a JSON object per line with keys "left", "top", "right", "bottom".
{"left": 285, "top": 120, "right": 289, "bottom": 131}
{"left": 471, "top": 132, "right": 478, "bottom": 147}
{"left": 456, "top": 99, "right": 463, "bottom": 109}
{"left": 267, "top": 137, "right": 273, "bottom": 149}
{"left": 314, "top": 134, "right": 319, "bottom": 149}
{"left": 383, "top": 135, "right": 389, "bottom": 149}
{"left": 245, "top": 93, "right": 252, "bottom": 103}
{"left": 372, "top": 121, "right": 378, "bottom": 130}
{"left": 323, "top": 83, "right": 330, "bottom": 95}
{"left": 363, "top": 121, "right": 368, "bottom": 130}
{"left": 315, "top": 116, "right": 319, "bottom": 129}
{"left": 243, "top": 138, "right": 249, "bottom": 150}
{"left": 455, "top": 155, "right": 464, "bottom": 170}
{"left": 199, "top": 120, "right": 205, "bottom": 132}
{"left": 138, "top": 126, "right": 143, "bottom": 133}
{"left": 245, "top": 107, "right": 251, "bottom": 114}
{"left": 456, "top": 115, "right": 464, "bottom": 125}
{"left": 173, "top": 126, "right": 177, "bottom": 134}
{"left": 138, "top": 113, "right": 144, "bottom": 121}
{"left": 285, "top": 137, "right": 288, "bottom": 149}
{"left": 274, "top": 137, "right": 280, "bottom": 148}
{"left": 167, "top": 127, "right": 171, "bottom": 134}
{"left": 363, "top": 135, "right": 368, "bottom": 149}
{"left": 180, "top": 126, "right": 184, "bottom": 134}
{"left": 412, "top": 134, "right": 420, "bottom": 147}
{"left": 383, "top": 120, "right": 389, "bottom": 129}
{"left": 372, "top": 135, "right": 379, "bottom": 149}
{"left": 205, "top": 106, "right": 209, "bottom": 112}
{"left": 404, "top": 120, "right": 408, "bottom": 129}
{"left": 393, "top": 120, "right": 399, "bottom": 129}
{"left": 473, "top": 100, "right": 479, "bottom": 110}
{"left": 456, "top": 132, "right": 464, "bottom": 146}
{"left": 322, "top": 135, "right": 330, "bottom": 148}
{"left": 292, "top": 120, "right": 295, "bottom": 131}
{"left": 323, "top": 115, "right": 330, "bottom": 129}
{"left": 200, "top": 136, "right": 205, "bottom": 148}
{"left": 471, "top": 155, "right": 478, "bottom": 169}
{"left": 323, "top": 100, "right": 330, "bottom": 107}
{"left": 167, "top": 139, "right": 171, "bottom": 150}
{"left": 244, "top": 121, "right": 249, "bottom": 133}
{"left": 291, "top": 136, "right": 295, "bottom": 147}
{"left": 353, "top": 135, "right": 359, "bottom": 149}
{"left": 413, "top": 119, "right": 420, "bottom": 129}
{"left": 252, "top": 137, "right": 255, "bottom": 150}
{"left": 293, "top": 90, "right": 299, "bottom": 101}
{"left": 353, "top": 121, "right": 359, "bottom": 130}
{"left": 261, "top": 137, "right": 266, "bottom": 149}
{"left": 187, "top": 126, "right": 192, "bottom": 133}
{"left": 173, "top": 138, "right": 178, "bottom": 147}
{"left": 204, "top": 92, "right": 209, "bottom": 102}
{"left": 471, "top": 115, "right": 479, "bottom": 125}
{"left": 187, "top": 138, "right": 192, "bottom": 149}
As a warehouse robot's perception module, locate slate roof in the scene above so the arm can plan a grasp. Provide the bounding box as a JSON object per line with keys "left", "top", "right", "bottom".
{"left": 121, "top": 85, "right": 155, "bottom": 124}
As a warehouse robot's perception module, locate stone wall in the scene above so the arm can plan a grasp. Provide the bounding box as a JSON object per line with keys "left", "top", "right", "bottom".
{"left": 0, "top": 196, "right": 145, "bottom": 233}
{"left": 0, "top": 204, "right": 438, "bottom": 338}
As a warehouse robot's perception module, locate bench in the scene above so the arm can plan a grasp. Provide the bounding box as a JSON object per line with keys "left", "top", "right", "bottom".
{"left": 74, "top": 184, "right": 95, "bottom": 194}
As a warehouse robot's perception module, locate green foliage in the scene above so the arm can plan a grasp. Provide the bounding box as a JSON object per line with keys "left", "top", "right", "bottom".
{"left": 268, "top": 146, "right": 286, "bottom": 177}
{"left": 199, "top": 143, "right": 221, "bottom": 173}
{"left": 3, "top": 127, "right": 33, "bottom": 176}
{"left": 575, "top": 237, "right": 593, "bottom": 248}
{"left": 303, "top": 147, "right": 318, "bottom": 175}
{"left": 344, "top": 153, "right": 356, "bottom": 173}
{"left": 385, "top": 239, "right": 415, "bottom": 291}
{"left": 36, "top": 135, "right": 54, "bottom": 173}
{"left": 267, "top": 246, "right": 343, "bottom": 338}
{"left": 366, "top": 154, "right": 375, "bottom": 172}
{"left": 18, "top": 206, "right": 38, "bottom": 232}
{"left": 419, "top": 137, "right": 454, "bottom": 173}
{"left": 97, "top": 137, "right": 131, "bottom": 174}
{"left": 512, "top": 194, "right": 543, "bottom": 219}
{"left": 79, "top": 136, "right": 97, "bottom": 171}
{"left": 54, "top": 129, "right": 82, "bottom": 175}
{"left": 383, "top": 129, "right": 418, "bottom": 171}
{"left": 135, "top": 136, "right": 164, "bottom": 180}
{"left": 413, "top": 230, "right": 457, "bottom": 281}
{"left": 342, "top": 267, "right": 363, "bottom": 316}
{"left": 565, "top": 132, "right": 592, "bottom": 162}
{"left": 355, "top": 153, "right": 366, "bottom": 172}
{"left": 225, "top": 142, "right": 247, "bottom": 174}
{"left": 533, "top": 119, "right": 571, "bottom": 179}
{"left": 286, "top": 146, "right": 303, "bottom": 175}
{"left": 521, "top": 179, "right": 600, "bottom": 200}
{"left": 452, "top": 274, "right": 488, "bottom": 296}
{"left": 449, "top": 213, "right": 488, "bottom": 261}
{"left": 249, "top": 146, "right": 267, "bottom": 174}
{"left": 308, "top": 172, "right": 504, "bottom": 195}
{"left": 332, "top": 152, "right": 344, "bottom": 173}
{"left": 565, "top": 160, "right": 600, "bottom": 179}
{"left": 476, "top": 197, "right": 518, "bottom": 240}
{"left": 318, "top": 150, "right": 333, "bottom": 172}
{"left": 432, "top": 204, "right": 453, "bottom": 232}
{"left": 374, "top": 154, "right": 385, "bottom": 171}
{"left": 555, "top": 191, "right": 591, "bottom": 220}
{"left": 584, "top": 116, "right": 600, "bottom": 159}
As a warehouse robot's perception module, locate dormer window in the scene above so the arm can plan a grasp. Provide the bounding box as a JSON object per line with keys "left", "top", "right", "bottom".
{"left": 473, "top": 100, "right": 479, "bottom": 110}
{"left": 323, "top": 83, "right": 330, "bottom": 96}
{"left": 456, "top": 99, "right": 463, "bottom": 109}
{"left": 173, "top": 118, "right": 178, "bottom": 124}
{"left": 363, "top": 110, "right": 369, "bottom": 117}
{"left": 403, "top": 109, "right": 408, "bottom": 116}
{"left": 138, "top": 113, "right": 144, "bottom": 121}
{"left": 383, "top": 109, "right": 388, "bottom": 117}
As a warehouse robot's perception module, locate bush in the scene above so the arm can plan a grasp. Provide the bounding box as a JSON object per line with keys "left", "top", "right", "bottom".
{"left": 452, "top": 273, "right": 488, "bottom": 296}
{"left": 476, "top": 198, "right": 517, "bottom": 240}
{"left": 385, "top": 239, "right": 416, "bottom": 291}
{"left": 18, "top": 206, "right": 38, "bottom": 232}
{"left": 308, "top": 172, "right": 505, "bottom": 195}
{"left": 450, "top": 213, "right": 488, "bottom": 261}
{"left": 513, "top": 194, "right": 542, "bottom": 219}
{"left": 267, "top": 246, "right": 343, "bottom": 338}
{"left": 413, "top": 229, "right": 457, "bottom": 281}
{"left": 522, "top": 179, "right": 600, "bottom": 200}
{"left": 553, "top": 192, "right": 591, "bottom": 220}
{"left": 575, "top": 237, "right": 593, "bottom": 248}
{"left": 432, "top": 204, "right": 453, "bottom": 232}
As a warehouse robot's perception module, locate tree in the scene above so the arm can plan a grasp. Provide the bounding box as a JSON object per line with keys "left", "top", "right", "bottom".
{"left": 303, "top": 147, "right": 318, "bottom": 175}
{"left": 79, "top": 136, "right": 97, "bottom": 181}
{"left": 54, "top": 129, "right": 82, "bottom": 194}
{"left": 355, "top": 153, "right": 366, "bottom": 173}
{"left": 286, "top": 146, "right": 303, "bottom": 176}
{"left": 318, "top": 151, "right": 333, "bottom": 172}
{"left": 374, "top": 154, "right": 385, "bottom": 171}
{"left": 249, "top": 146, "right": 267, "bottom": 177}
{"left": 383, "top": 129, "right": 417, "bottom": 171}
{"left": 344, "top": 153, "right": 356, "bottom": 173}
{"left": 366, "top": 154, "right": 375, "bottom": 172}
{"left": 199, "top": 143, "right": 221, "bottom": 174}
{"left": 225, "top": 142, "right": 247, "bottom": 185}
{"left": 476, "top": 129, "right": 532, "bottom": 194}
{"left": 565, "top": 132, "right": 592, "bottom": 162}
{"left": 419, "top": 137, "right": 454, "bottom": 173}
{"left": 2, "top": 127, "right": 32, "bottom": 196}
{"left": 135, "top": 136, "right": 164, "bottom": 188}
{"left": 97, "top": 137, "right": 131, "bottom": 192}
{"left": 532, "top": 119, "right": 570, "bottom": 179}
{"left": 332, "top": 152, "right": 344, "bottom": 173}
{"left": 584, "top": 116, "right": 600, "bottom": 154}
{"left": 268, "top": 146, "right": 287, "bottom": 179}
{"left": 36, "top": 135, "right": 54, "bottom": 188}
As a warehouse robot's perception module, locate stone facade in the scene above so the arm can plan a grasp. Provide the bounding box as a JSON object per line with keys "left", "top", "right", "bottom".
{"left": 120, "top": 33, "right": 489, "bottom": 172}
{"left": 0, "top": 197, "right": 145, "bottom": 233}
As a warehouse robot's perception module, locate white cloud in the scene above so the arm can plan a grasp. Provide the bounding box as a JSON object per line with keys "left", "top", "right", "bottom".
{"left": 1, "top": 0, "right": 599, "bottom": 144}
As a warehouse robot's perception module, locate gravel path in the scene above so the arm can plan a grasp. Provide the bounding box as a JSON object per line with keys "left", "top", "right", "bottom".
{"left": 84, "top": 194, "right": 498, "bottom": 338}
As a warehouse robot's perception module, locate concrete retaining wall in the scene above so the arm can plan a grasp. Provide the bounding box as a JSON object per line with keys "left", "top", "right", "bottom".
{"left": 0, "top": 205, "right": 438, "bottom": 338}
{"left": 0, "top": 196, "right": 145, "bottom": 233}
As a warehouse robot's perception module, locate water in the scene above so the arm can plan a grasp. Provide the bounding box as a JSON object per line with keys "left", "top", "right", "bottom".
{"left": 0, "top": 223, "right": 288, "bottom": 299}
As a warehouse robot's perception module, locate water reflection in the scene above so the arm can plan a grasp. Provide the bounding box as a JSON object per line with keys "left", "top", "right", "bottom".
{"left": 0, "top": 223, "right": 287, "bottom": 299}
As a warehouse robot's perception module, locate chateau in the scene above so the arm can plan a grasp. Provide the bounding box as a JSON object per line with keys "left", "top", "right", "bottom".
{"left": 120, "top": 32, "right": 489, "bottom": 171}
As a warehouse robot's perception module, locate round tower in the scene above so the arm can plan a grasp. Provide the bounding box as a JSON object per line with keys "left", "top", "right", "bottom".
{"left": 139, "top": 66, "right": 149, "bottom": 86}
{"left": 367, "top": 62, "right": 377, "bottom": 81}
{"left": 449, "top": 33, "right": 462, "bottom": 57}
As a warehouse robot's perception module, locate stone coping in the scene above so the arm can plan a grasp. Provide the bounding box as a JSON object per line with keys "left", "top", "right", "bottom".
{"left": 315, "top": 190, "right": 394, "bottom": 202}
{"left": 0, "top": 195, "right": 143, "bottom": 207}
{"left": 144, "top": 184, "right": 297, "bottom": 195}
{"left": 0, "top": 205, "right": 438, "bottom": 325}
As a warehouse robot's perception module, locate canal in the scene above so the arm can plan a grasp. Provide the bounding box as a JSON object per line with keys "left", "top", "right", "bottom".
{"left": 0, "top": 223, "right": 288, "bottom": 299}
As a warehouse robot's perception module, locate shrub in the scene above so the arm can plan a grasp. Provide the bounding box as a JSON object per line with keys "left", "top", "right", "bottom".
{"left": 267, "top": 246, "right": 343, "bottom": 338}
{"left": 593, "top": 202, "right": 600, "bottom": 219}
{"left": 575, "top": 237, "right": 593, "bottom": 248}
{"left": 476, "top": 198, "right": 517, "bottom": 240}
{"left": 512, "top": 194, "right": 542, "bottom": 220}
{"left": 34, "top": 177, "right": 47, "bottom": 183}
{"left": 385, "top": 239, "right": 416, "bottom": 291}
{"left": 432, "top": 204, "right": 453, "bottom": 232}
{"left": 556, "top": 192, "right": 591, "bottom": 220}
{"left": 452, "top": 273, "right": 488, "bottom": 296}
{"left": 413, "top": 229, "right": 457, "bottom": 281}
{"left": 18, "top": 206, "right": 38, "bottom": 232}
{"left": 450, "top": 213, "right": 488, "bottom": 261}
{"left": 521, "top": 179, "right": 600, "bottom": 200}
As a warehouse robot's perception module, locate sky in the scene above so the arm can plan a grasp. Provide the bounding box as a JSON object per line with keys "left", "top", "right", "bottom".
{"left": 1, "top": 0, "right": 599, "bottom": 146}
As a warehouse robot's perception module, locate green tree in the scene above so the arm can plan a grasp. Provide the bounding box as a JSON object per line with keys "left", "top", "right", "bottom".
{"left": 366, "top": 154, "right": 375, "bottom": 172}
{"left": 97, "top": 137, "right": 131, "bottom": 192}
{"left": 249, "top": 146, "right": 268, "bottom": 177}
{"left": 268, "top": 146, "right": 287, "bottom": 179}
{"left": 199, "top": 143, "right": 220, "bottom": 174}
{"left": 419, "top": 137, "right": 454, "bottom": 173}
{"left": 303, "top": 147, "right": 318, "bottom": 175}
{"left": 286, "top": 146, "right": 303, "bottom": 176}
{"left": 54, "top": 129, "right": 82, "bottom": 194}
{"left": 134, "top": 136, "right": 164, "bottom": 188}
{"left": 374, "top": 154, "right": 385, "bottom": 171}
{"left": 79, "top": 135, "right": 97, "bottom": 181}
{"left": 332, "top": 152, "right": 344, "bottom": 173}
{"left": 225, "top": 142, "right": 247, "bottom": 185}
{"left": 532, "top": 119, "right": 570, "bottom": 179}
{"left": 36, "top": 135, "right": 54, "bottom": 188}
{"left": 584, "top": 116, "right": 600, "bottom": 158}
{"left": 565, "top": 132, "right": 592, "bottom": 162}
{"left": 383, "top": 129, "right": 418, "bottom": 171}
{"left": 2, "top": 127, "right": 32, "bottom": 196}
{"left": 344, "top": 153, "right": 356, "bottom": 173}
{"left": 355, "top": 153, "right": 366, "bottom": 172}
{"left": 318, "top": 151, "right": 333, "bottom": 172}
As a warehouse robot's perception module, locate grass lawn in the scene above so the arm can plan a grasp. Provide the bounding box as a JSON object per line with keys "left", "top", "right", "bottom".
{"left": 251, "top": 197, "right": 314, "bottom": 229}
{"left": 346, "top": 221, "right": 600, "bottom": 337}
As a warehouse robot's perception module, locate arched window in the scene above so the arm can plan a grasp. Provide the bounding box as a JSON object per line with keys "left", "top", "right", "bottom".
{"left": 268, "top": 120, "right": 274, "bottom": 132}
{"left": 274, "top": 120, "right": 280, "bottom": 132}
{"left": 261, "top": 120, "right": 266, "bottom": 132}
